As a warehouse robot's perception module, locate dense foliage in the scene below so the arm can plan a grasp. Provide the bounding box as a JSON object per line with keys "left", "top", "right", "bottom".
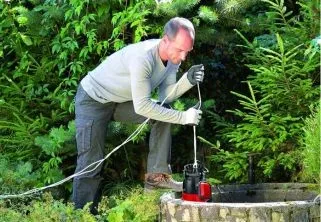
{"left": 203, "top": 0, "right": 320, "bottom": 183}
{"left": 0, "top": 188, "right": 161, "bottom": 221}
{"left": 0, "top": 0, "right": 319, "bottom": 219}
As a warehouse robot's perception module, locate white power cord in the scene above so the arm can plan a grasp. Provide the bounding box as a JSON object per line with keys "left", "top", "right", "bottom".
{"left": 193, "top": 83, "right": 202, "bottom": 169}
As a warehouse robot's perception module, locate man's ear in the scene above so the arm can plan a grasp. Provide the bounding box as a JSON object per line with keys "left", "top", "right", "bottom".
{"left": 163, "top": 35, "right": 170, "bottom": 44}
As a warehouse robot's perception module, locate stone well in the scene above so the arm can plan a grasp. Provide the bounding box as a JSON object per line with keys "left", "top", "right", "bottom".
{"left": 160, "top": 183, "right": 320, "bottom": 222}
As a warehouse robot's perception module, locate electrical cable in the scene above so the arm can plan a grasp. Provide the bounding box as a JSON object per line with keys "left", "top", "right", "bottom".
{"left": 193, "top": 83, "right": 201, "bottom": 169}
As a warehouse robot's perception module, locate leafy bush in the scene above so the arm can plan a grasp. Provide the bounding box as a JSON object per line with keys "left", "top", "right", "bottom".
{"left": 35, "top": 121, "right": 75, "bottom": 187}
{"left": 103, "top": 188, "right": 161, "bottom": 222}
{"left": 300, "top": 104, "right": 320, "bottom": 183}
{"left": 0, "top": 193, "right": 95, "bottom": 222}
{"left": 0, "top": 187, "right": 161, "bottom": 222}
{"left": 0, "top": 0, "right": 157, "bottom": 170}
{"left": 0, "top": 157, "right": 41, "bottom": 195}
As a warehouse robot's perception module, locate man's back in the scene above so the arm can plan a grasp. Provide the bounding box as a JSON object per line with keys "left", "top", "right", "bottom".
{"left": 81, "top": 39, "right": 179, "bottom": 104}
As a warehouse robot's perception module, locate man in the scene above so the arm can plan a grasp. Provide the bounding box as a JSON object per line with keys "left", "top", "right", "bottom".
{"left": 72, "top": 17, "right": 205, "bottom": 213}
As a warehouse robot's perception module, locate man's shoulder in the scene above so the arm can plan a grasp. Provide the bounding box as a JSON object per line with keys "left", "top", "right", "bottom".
{"left": 129, "top": 39, "right": 160, "bottom": 62}
{"left": 129, "top": 39, "right": 160, "bottom": 54}
{"left": 140, "top": 39, "right": 161, "bottom": 47}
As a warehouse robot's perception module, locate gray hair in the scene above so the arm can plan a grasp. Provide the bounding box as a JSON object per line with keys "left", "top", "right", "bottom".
{"left": 164, "top": 17, "right": 195, "bottom": 41}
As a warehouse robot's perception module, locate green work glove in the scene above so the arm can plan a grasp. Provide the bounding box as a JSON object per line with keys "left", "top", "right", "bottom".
{"left": 187, "top": 64, "right": 205, "bottom": 85}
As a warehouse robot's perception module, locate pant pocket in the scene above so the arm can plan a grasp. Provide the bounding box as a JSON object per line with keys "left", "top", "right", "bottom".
{"left": 76, "top": 119, "right": 94, "bottom": 155}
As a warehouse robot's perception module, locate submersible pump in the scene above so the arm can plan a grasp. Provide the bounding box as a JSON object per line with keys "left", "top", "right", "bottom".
{"left": 182, "top": 162, "right": 211, "bottom": 202}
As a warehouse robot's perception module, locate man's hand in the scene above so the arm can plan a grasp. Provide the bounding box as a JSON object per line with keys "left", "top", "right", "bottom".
{"left": 187, "top": 64, "right": 205, "bottom": 85}
{"left": 183, "top": 106, "right": 202, "bottom": 125}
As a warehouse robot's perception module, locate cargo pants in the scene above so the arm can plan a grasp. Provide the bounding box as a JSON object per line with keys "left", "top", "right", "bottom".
{"left": 72, "top": 85, "right": 172, "bottom": 211}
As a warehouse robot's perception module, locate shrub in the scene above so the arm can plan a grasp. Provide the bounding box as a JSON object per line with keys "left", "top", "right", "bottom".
{"left": 0, "top": 186, "right": 162, "bottom": 222}
{"left": 0, "top": 193, "right": 96, "bottom": 222}
{"left": 99, "top": 187, "right": 161, "bottom": 222}
{"left": 300, "top": 104, "right": 320, "bottom": 184}
{"left": 0, "top": 157, "right": 41, "bottom": 195}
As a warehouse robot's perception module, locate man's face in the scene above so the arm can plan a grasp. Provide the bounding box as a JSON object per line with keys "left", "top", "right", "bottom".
{"left": 164, "top": 29, "right": 194, "bottom": 65}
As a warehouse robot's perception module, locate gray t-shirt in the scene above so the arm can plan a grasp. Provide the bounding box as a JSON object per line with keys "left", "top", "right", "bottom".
{"left": 81, "top": 39, "right": 193, "bottom": 124}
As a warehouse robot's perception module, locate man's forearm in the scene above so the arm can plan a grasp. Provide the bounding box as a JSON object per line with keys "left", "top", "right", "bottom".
{"left": 159, "top": 73, "right": 193, "bottom": 103}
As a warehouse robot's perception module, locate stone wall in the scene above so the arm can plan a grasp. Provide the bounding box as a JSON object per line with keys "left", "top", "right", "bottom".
{"left": 160, "top": 193, "right": 320, "bottom": 222}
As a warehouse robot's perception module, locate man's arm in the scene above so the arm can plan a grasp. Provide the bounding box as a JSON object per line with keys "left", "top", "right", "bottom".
{"left": 129, "top": 58, "right": 187, "bottom": 124}
{"left": 158, "top": 71, "right": 193, "bottom": 104}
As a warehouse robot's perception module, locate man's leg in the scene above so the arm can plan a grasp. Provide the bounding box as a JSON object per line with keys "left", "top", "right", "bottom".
{"left": 113, "top": 102, "right": 172, "bottom": 173}
{"left": 145, "top": 119, "right": 183, "bottom": 192}
{"left": 147, "top": 120, "right": 172, "bottom": 174}
{"left": 72, "top": 85, "right": 114, "bottom": 213}
{"left": 113, "top": 102, "right": 182, "bottom": 191}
